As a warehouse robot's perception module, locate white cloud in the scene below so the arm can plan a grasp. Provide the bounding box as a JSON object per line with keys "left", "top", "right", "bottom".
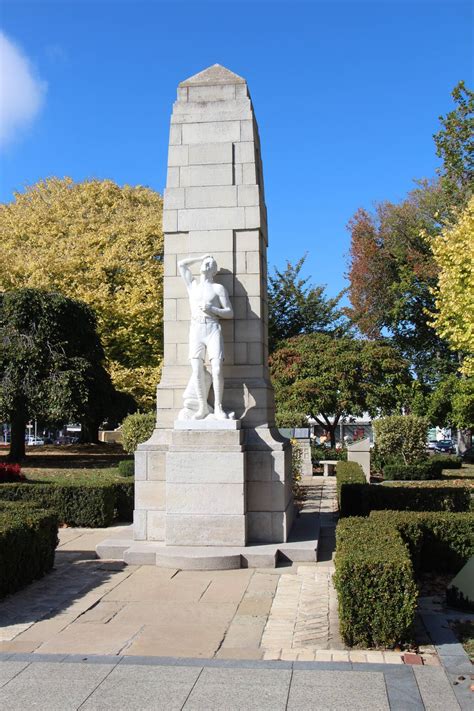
{"left": 0, "top": 31, "right": 47, "bottom": 148}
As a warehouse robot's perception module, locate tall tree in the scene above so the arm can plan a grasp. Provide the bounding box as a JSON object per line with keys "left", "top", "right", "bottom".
{"left": 0, "top": 178, "right": 163, "bottom": 409}
{"left": 268, "top": 255, "right": 346, "bottom": 352}
{"left": 433, "top": 80, "right": 473, "bottom": 207}
{"left": 0, "top": 289, "right": 117, "bottom": 461}
{"left": 269, "top": 333, "right": 411, "bottom": 447}
{"left": 429, "top": 196, "right": 474, "bottom": 376}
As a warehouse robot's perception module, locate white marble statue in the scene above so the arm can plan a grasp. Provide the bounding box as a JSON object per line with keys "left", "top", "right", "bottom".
{"left": 177, "top": 255, "right": 233, "bottom": 420}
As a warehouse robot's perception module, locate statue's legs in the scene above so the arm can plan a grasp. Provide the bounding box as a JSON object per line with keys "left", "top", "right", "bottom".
{"left": 211, "top": 357, "right": 226, "bottom": 419}
{"left": 190, "top": 357, "right": 207, "bottom": 419}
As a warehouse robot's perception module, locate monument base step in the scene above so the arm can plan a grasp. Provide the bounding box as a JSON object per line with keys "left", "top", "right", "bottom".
{"left": 95, "top": 513, "right": 319, "bottom": 570}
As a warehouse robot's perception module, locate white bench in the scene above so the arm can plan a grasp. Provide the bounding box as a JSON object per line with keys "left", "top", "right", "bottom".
{"left": 318, "top": 460, "right": 338, "bottom": 477}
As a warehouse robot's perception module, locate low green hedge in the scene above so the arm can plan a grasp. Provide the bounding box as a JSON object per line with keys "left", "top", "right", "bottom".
{"left": 383, "top": 455, "right": 462, "bottom": 481}
{"left": 334, "top": 509, "right": 474, "bottom": 647}
{"left": 337, "top": 463, "right": 471, "bottom": 517}
{"left": 117, "top": 460, "right": 134, "bottom": 477}
{"left": 0, "top": 501, "right": 58, "bottom": 597}
{"left": 334, "top": 516, "right": 418, "bottom": 648}
{"left": 114, "top": 480, "right": 134, "bottom": 521}
{"left": 430, "top": 454, "right": 462, "bottom": 469}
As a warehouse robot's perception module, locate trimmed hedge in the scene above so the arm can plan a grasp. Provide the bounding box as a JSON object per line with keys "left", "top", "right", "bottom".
{"left": 0, "top": 501, "right": 58, "bottom": 597}
{"left": 334, "top": 509, "right": 474, "bottom": 647}
{"left": 114, "top": 480, "right": 134, "bottom": 521}
{"left": 429, "top": 454, "right": 462, "bottom": 470}
{"left": 337, "top": 463, "right": 471, "bottom": 517}
{"left": 383, "top": 462, "right": 437, "bottom": 481}
{"left": 117, "top": 460, "right": 134, "bottom": 477}
{"left": 336, "top": 461, "right": 366, "bottom": 516}
{"left": 334, "top": 517, "right": 418, "bottom": 648}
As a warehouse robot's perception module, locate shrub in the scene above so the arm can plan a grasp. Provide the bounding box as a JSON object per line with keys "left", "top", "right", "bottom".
{"left": 374, "top": 415, "right": 428, "bottom": 465}
{"left": 0, "top": 462, "right": 25, "bottom": 483}
{"left": 117, "top": 460, "right": 134, "bottom": 477}
{"left": 429, "top": 454, "right": 462, "bottom": 470}
{"left": 0, "top": 501, "right": 58, "bottom": 597}
{"left": 0, "top": 481, "right": 116, "bottom": 527}
{"left": 114, "top": 480, "right": 134, "bottom": 521}
{"left": 334, "top": 509, "right": 473, "bottom": 647}
{"left": 334, "top": 517, "right": 418, "bottom": 647}
{"left": 383, "top": 462, "right": 436, "bottom": 481}
{"left": 121, "top": 412, "right": 155, "bottom": 454}
{"left": 291, "top": 439, "right": 306, "bottom": 504}
{"left": 336, "top": 461, "right": 367, "bottom": 517}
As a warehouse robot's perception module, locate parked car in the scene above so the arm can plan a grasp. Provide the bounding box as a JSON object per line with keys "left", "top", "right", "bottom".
{"left": 461, "top": 446, "right": 474, "bottom": 464}
{"left": 433, "top": 439, "right": 455, "bottom": 454}
{"left": 426, "top": 440, "right": 437, "bottom": 451}
{"left": 25, "top": 436, "right": 45, "bottom": 446}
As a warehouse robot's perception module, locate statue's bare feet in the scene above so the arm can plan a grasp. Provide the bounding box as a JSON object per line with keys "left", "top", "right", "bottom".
{"left": 214, "top": 406, "right": 227, "bottom": 420}
{"left": 192, "top": 407, "right": 207, "bottom": 420}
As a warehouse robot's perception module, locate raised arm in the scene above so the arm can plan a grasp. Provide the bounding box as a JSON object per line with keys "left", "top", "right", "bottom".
{"left": 178, "top": 255, "right": 208, "bottom": 288}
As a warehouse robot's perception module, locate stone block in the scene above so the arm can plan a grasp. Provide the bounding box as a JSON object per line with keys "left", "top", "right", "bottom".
{"left": 134, "top": 510, "right": 147, "bottom": 540}
{"left": 134, "top": 450, "right": 147, "bottom": 481}
{"left": 164, "top": 188, "right": 185, "bottom": 210}
{"left": 240, "top": 119, "right": 254, "bottom": 141}
{"left": 178, "top": 207, "right": 245, "bottom": 232}
{"left": 188, "top": 229, "right": 234, "bottom": 252}
{"left": 164, "top": 319, "right": 188, "bottom": 343}
{"left": 187, "top": 84, "right": 236, "bottom": 102}
{"left": 168, "top": 123, "right": 182, "bottom": 145}
{"left": 162, "top": 210, "right": 178, "bottom": 233}
{"left": 245, "top": 206, "right": 262, "bottom": 229}
{"left": 246, "top": 450, "right": 273, "bottom": 481}
{"left": 147, "top": 450, "right": 166, "bottom": 480}
{"left": 147, "top": 511, "right": 165, "bottom": 541}
{"left": 248, "top": 342, "right": 263, "bottom": 365}
{"left": 166, "top": 514, "right": 246, "bottom": 546}
{"left": 165, "top": 232, "right": 190, "bottom": 254}
{"left": 188, "top": 142, "right": 233, "bottom": 165}
{"left": 180, "top": 164, "right": 234, "bottom": 187}
{"left": 234, "top": 342, "right": 247, "bottom": 364}
{"left": 248, "top": 295, "right": 263, "bottom": 317}
{"left": 168, "top": 145, "right": 189, "bottom": 166}
{"left": 235, "top": 141, "right": 255, "bottom": 163}
{"left": 234, "top": 274, "right": 262, "bottom": 298}
{"left": 182, "top": 121, "right": 240, "bottom": 144}
{"left": 163, "top": 253, "right": 177, "bottom": 277}
{"left": 247, "top": 481, "right": 289, "bottom": 511}
{"left": 170, "top": 429, "right": 243, "bottom": 447}
{"left": 163, "top": 298, "right": 176, "bottom": 321}
{"left": 166, "top": 451, "right": 245, "bottom": 483}
{"left": 166, "top": 482, "right": 245, "bottom": 514}
{"left": 177, "top": 86, "right": 187, "bottom": 100}
{"left": 164, "top": 275, "right": 186, "bottom": 298}
{"left": 185, "top": 186, "right": 237, "bottom": 208}
{"left": 135, "top": 481, "right": 165, "bottom": 510}
{"left": 235, "top": 84, "right": 248, "bottom": 98}
{"left": 245, "top": 251, "right": 261, "bottom": 273}
{"left": 235, "top": 229, "right": 260, "bottom": 251}
{"left": 217, "top": 273, "right": 234, "bottom": 296}
{"left": 233, "top": 164, "right": 243, "bottom": 185}
{"left": 163, "top": 342, "right": 177, "bottom": 364}
{"left": 238, "top": 185, "right": 260, "bottom": 207}
{"left": 242, "top": 163, "right": 257, "bottom": 184}
{"left": 235, "top": 319, "right": 262, "bottom": 343}
{"left": 247, "top": 512, "right": 272, "bottom": 542}
{"left": 232, "top": 296, "right": 247, "bottom": 319}
{"left": 166, "top": 166, "right": 180, "bottom": 187}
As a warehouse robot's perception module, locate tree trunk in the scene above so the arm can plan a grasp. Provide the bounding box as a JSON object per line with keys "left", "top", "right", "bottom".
{"left": 8, "top": 414, "right": 26, "bottom": 462}
{"left": 79, "top": 418, "right": 100, "bottom": 444}
{"left": 328, "top": 425, "right": 337, "bottom": 448}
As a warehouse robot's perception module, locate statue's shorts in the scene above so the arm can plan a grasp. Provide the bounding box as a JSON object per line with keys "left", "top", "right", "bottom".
{"left": 189, "top": 319, "right": 224, "bottom": 361}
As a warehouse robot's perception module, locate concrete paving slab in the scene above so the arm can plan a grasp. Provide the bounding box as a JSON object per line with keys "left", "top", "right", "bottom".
{"left": 413, "top": 666, "right": 461, "bottom": 710}
{"left": 183, "top": 666, "right": 291, "bottom": 710}
{"left": 0, "top": 660, "right": 30, "bottom": 688}
{"left": 81, "top": 663, "right": 202, "bottom": 711}
{"left": 34, "top": 622, "right": 140, "bottom": 655}
{"left": 0, "top": 661, "right": 114, "bottom": 711}
{"left": 287, "top": 669, "right": 390, "bottom": 710}
{"left": 125, "top": 623, "right": 226, "bottom": 658}
{"left": 383, "top": 666, "right": 424, "bottom": 711}
{"left": 108, "top": 600, "right": 237, "bottom": 628}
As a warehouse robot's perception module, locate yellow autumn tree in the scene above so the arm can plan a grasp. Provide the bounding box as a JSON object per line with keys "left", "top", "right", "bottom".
{"left": 0, "top": 178, "right": 163, "bottom": 408}
{"left": 430, "top": 196, "right": 474, "bottom": 376}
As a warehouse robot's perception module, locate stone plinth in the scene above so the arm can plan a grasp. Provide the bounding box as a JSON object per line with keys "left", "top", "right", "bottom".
{"left": 132, "top": 64, "right": 294, "bottom": 555}
{"left": 347, "top": 437, "right": 371, "bottom": 482}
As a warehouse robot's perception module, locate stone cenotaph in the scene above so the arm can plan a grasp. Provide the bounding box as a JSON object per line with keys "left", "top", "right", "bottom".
{"left": 98, "top": 65, "right": 318, "bottom": 568}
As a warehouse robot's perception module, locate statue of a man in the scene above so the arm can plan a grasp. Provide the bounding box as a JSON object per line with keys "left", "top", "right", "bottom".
{"left": 178, "top": 254, "right": 233, "bottom": 420}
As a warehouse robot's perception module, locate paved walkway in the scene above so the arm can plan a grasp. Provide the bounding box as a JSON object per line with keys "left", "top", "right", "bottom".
{"left": 0, "top": 475, "right": 471, "bottom": 708}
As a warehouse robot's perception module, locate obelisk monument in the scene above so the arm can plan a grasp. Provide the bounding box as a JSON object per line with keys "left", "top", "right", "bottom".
{"left": 134, "top": 64, "right": 294, "bottom": 552}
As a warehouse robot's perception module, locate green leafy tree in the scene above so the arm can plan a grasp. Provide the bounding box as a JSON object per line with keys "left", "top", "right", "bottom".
{"left": 0, "top": 178, "right": 163, "bottom": 408}
{"left": 269, "top": 333, "right": 411, "bottom": 447}
{"left": 373, "top": 415, "right": 428, "bottom": 465}
{"left": 0, "top": 289, "right": 117, "bottom": 461}
{"left": 268, "top": 255, "right": 346, "bottom": 352}
{"left": 121, "top": 412, "right": 155, "bottom": 453}
{"left": 433, "top": 80, "right": 473, "bottom": 207}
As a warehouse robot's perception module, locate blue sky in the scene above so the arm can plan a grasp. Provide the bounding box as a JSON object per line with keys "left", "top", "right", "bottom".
{"left": 1, "top": 0, "right": 472, "bottom": 300}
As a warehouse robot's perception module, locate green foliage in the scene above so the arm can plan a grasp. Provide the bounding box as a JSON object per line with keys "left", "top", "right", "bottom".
{"left": 113, "top": 480, "right": 134, "bottom": 521}
{"left": 334, "top": 517, "right": 418, "bottom": 647}
{"left": 0, "top": 501, "right": 58, "bottom": 598}
{"left": 433, "top": 81, "right": 474, "bottom": 207}
{"left": 374, "top": 415, "right": 428, "bottom": 465}
{"left": 270, "top": 333, "right": 410, "bottom": 446}
{"left": 311, "top": 445, "right": 347, "bottom": 463}
{"left": 335, "top": 509, "right": 474, "bottom": 647}
{"left": 0, "top": 481, "right": 116, "bottom": 527}
{"left": 430, "top": 454, "right": 462, "bottom": 469}
{"left": 268, "top": 255, "right": 346, "bottom": 352}
{"left": 117, "top": 460, "right": 134, "bottom": 477}
{"left": 336, "top": 461, "right": 366, "bottom": 516}
{"left": 290, "top": 439, "right": 306, "bottom": 504}
{"left": 0, "top": 288, "right": 119, "bottom": 460}
{"left": 383, "top": 463, "right": 437, "bottom": 481}
{"left": 121, "top": 412, "right": 155, "bottom": 453}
